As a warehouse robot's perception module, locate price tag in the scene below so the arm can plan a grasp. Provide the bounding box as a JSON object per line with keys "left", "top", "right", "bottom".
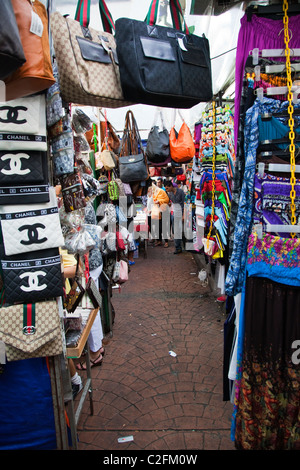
{"left": 30, "top": 10, "right": 44, "bottom": 37}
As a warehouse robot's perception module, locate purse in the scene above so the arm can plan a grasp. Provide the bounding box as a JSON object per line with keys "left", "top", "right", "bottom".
{"left": 119, "top": 111, "right": 149, "bottom": 183}
{"left": 63, "top": 256, "right": 85, "bottom": 312}
{"left": 85, "top": 277, "right": 102, "bottom": 309}
{"left": 0, "top": 94, "right": 47, "bottom": 152}
{"left": 0, "top": 300, "right": 63, "bottom": 361}
{"left": 0, "top": 187, "right": 64, "bottom": 257}
{"left": 100, "top": 149, "right": 116, "bottom": 171}
{"left": 0, "top": 150, "right": 50, "bottom": 205}
{"left": 146, "top": 110, "right": 170, "bottom": 164}
{"left": 108, "top": 178, "right": 119, "bottom": 201}
{"left": 50, "top": 0, "right": 132, "bottom": 108}
{"left": 4, "top": 0, "right": 55, "bottom": 101}
{"left": 0, "top": 248, "right": 64, "bottom": 304}
{"left": 60, "top": 168, "right": 87, "bottom": 213}
{"left": 115, "top": 0, "right": 212, "bottom": 109}
{"left": 0, "top": 0, "right": 26, "bottom": 80}
{"left": 170, "top": 113, "right": 195, "bottom": 163}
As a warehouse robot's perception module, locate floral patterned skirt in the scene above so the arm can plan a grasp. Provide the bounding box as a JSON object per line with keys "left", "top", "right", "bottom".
{"left": 234, "top": 233, "right": 300, "bottom": 449}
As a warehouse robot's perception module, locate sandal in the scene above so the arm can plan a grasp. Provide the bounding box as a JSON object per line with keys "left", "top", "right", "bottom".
{"left": 164, "top": 242, "right": 169, "bottom": 248}
{"left": 76, "top": 353, "right": 103, "bottom": 371}
{"left": 154, "top": 241, "right": 162, "bottom": 246}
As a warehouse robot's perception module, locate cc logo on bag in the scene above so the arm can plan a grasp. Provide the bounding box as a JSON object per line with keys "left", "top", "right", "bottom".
{"left": 19, "top": 223, "right": 48, "bottom": 245}
{"left": 1, "top": 153, "right": 31, "bottom": 175}
{"left": 19, "top": 271, "right": 47, "bottom": 292}
{"left": 0, "top": 106, "right": 28, "bottom": 124}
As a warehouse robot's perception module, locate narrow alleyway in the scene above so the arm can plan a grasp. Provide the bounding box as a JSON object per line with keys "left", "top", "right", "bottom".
{"left": 76, "top": 242, "right": 235, "bottom": 451}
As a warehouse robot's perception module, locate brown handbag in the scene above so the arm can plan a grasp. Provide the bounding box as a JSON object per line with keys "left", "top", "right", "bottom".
{"left": 0, "top": 301, "right": 63, "bottom": 361}
{"left": 4, "top": 0, "right": 55, "bottom": 101}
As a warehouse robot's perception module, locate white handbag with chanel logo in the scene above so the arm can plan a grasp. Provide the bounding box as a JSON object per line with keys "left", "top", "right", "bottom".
{"left": 0, "top": 94, "right": 47, "bottom": 151}
{"left": 0, "top": 187, "right": 64, "bottom": 256}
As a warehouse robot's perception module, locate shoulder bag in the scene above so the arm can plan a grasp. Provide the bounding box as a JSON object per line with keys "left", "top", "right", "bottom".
{"left": 50, "top": 0, "right": 132, "bottom": 108}
{"left": 4, "top": 0, "right": 55, "bottom": 101}
{"left": 115, "top": 0, "right": 212, "bottom": 108}
{"left": 146, "top": 109, "right": 170, "bottom": 165}
{"left": 119, "top": 111, "right": 149, "bottom": 183}
{"left": 169, "top": 111, "right": 195, "bottom": 163}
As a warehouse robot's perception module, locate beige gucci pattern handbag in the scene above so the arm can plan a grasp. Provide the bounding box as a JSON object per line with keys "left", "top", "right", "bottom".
{"left": 50, "top": 1, "right": 132, "bottom": 108}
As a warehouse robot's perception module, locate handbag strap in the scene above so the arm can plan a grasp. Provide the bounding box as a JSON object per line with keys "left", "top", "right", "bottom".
{"left": 152, "top": 108, "right": 167, "bottom": 130}
{"left": 75, "top": 0, "right": 115, "bottom": 33}
{"left": 120, "top": 110, "right": 142, "bottom": 157}
{"left": 145, "top": 0, "right": 189, "bottom": 34}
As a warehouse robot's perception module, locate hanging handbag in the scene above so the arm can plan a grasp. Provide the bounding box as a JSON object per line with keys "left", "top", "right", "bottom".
{"left": 119, "top": 111, "right": 149, "bottom": 183}
{"left": 115, "top": 0, "right": 212, "bottom": 109}
{"left": 0, "top": 0, "right": 26, "bottom": 80}
{"left": 100, "top": 120, "right": 120, "bottom": 154}
{"left": 146, "top": 109, "right": 170, "bottom": 164}
{"left": 119, "top": 260, "right": 128, "bottom": 283}
{"left": 60, "top": 168, "right": 87, "bottom": 213}
{"left": 63, "top": 255, "right": 85, "bottom": 312}
{"left": 0, "top": 150, "right": 50, "bottom": 205}
{"left": 0, "top": 300, "right": 63, "bottom": 361}
{"left": 108, "top": 177, "right": 119, "bottom": 201}
{"left": 0, "top": 187, "right": 64, "bottom": 257}
{"left": 50, "top": 0, "right": 132, "bottom": 108}
{"left": 4, "top": 0, "right": 55, "bottom": 102}
{"left": 170, "top": 112, "right": 195, "bottom": 163}
{"left": 85, "top": 277, "right": 102, "bottom": 309}
{"left": 0, "top": 248, "right": 64, "bottom": 305}
{"left": 100, "top": 149, "right": 116, "bottom": 171}
{"left": 0, "top": 94, "right": 47, "bottom": 152}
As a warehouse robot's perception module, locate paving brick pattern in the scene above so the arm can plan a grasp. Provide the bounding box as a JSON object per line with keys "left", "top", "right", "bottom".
{"left": 76, "top": 243, "right": 235, "bottom": 450}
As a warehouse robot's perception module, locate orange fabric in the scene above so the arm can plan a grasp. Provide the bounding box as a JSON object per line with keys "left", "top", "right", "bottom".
{"left": 5, "top": 0, "right": 55, "bottom": 101}
{"left": 169, "top": 122, "right": 195, "bottom": 163}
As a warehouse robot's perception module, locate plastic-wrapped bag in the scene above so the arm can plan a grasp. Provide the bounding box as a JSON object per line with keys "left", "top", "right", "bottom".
{"left": 72, "top": 108, "right": 92, "bottom": 134}
{"left": 64, "top": 226, "right": 95, "bottom": 254}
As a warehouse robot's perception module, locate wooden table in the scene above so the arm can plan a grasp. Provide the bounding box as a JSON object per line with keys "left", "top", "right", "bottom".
{"left": 66, "top": 308, "right": 98, "bottom": 448}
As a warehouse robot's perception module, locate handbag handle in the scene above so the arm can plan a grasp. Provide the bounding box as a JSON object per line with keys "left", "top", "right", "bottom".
{"left": 75, "top": 0, "right": 115, "bottom": 33}
{"left": 120, "top": 110, "right": 143, "bottom": 157}
{"left": 145, "top": 0, "right": 189, "bottom": 34}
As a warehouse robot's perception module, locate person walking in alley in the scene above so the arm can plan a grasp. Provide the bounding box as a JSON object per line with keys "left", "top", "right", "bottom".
{"left": 164, "top": 180, "right": 185, "bottom": 254}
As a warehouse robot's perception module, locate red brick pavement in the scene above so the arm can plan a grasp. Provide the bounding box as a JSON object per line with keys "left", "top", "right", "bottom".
{"left": 76, "top": 242, "right": 235, "bottom": 451}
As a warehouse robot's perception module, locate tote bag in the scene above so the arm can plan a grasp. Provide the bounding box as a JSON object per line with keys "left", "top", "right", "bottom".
{"left": 4, "top": 0, "right": 55, "bottom": 101}
{"left": 115, "top": 0, "right": 212, "bottom": 108}
{"left": 50, "top": 0, "right": 132, "bottom": 108}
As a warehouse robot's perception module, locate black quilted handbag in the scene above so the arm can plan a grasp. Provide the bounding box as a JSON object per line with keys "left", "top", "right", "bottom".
{"left": 115, "top": 0, "right": 212, "bottom": 109}
{"left": 0, "top": 248, "right": 64, "bottom": 304}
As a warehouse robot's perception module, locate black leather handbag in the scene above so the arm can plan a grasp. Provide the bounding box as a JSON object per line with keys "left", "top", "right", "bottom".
{"left": 119, "top": 111, "right": 149, "bottom": 183}
{"left": 115, "top": 0, "right": 212, "bottom": 109}
{"left": 146, "top": 110, "right": 170, "bottom": 165}
{"left": 0, "top": 0, "right": 26, "bottom": 80}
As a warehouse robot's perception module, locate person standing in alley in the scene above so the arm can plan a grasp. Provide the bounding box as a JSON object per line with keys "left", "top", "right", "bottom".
{"left": 164, "top": 180, "right": 185, "bottom": 254}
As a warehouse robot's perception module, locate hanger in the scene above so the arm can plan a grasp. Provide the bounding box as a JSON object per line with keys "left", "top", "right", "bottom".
{"left": 246, "top": 4, "right": 300, "bottom": 22}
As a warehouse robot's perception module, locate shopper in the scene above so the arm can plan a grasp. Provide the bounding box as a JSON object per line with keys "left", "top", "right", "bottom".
{"left": 164, "top": 180, "right": 185, "bottom": 254}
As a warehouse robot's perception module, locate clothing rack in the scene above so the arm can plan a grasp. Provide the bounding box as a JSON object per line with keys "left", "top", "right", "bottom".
{"left": 246, "top": 3, "right": 300, "bottom": 22}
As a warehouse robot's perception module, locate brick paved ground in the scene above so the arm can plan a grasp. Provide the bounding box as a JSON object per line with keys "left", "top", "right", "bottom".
{"left": 75, "top": 241, "right": 235, "bottom": 451}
